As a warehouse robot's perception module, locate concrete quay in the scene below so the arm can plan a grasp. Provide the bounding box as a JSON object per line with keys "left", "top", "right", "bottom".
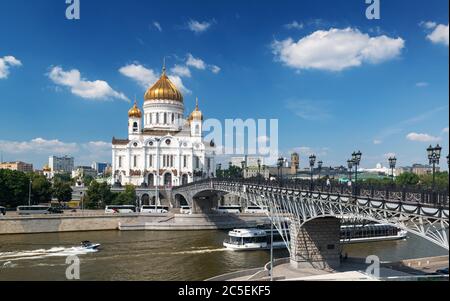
{"left": 0, "top": 212, "right": 270, "bottom": 235}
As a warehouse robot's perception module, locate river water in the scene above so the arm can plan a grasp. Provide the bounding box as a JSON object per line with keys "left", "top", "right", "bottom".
{"left": 0, "top": 230, "right": 447, "bottom": 281}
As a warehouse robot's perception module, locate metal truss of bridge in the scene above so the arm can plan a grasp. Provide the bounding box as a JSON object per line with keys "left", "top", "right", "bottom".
{"left": 173, "top": 179, "right": 449, "bottom": 253}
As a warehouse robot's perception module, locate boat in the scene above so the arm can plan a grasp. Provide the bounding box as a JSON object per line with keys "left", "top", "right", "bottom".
{"left": 81, "top": 241, "right": 101, "bottom": 250}
{"left": 223, "top": 223, "right": 407, "bottom": 251}
{"left": 223, "top": 228, "right": 289, "bottom": 251}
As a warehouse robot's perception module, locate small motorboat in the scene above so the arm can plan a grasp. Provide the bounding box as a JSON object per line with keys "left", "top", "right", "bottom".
{"left": 81, "top": 241, "right": 101, "bottom": 250}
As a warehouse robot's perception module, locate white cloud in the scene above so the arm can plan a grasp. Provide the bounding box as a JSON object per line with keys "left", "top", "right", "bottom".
{"left": 427, "top": 24, "right": 449, "bottom": 46}
{"left": 285, "top": 21, "right": 304, "bottom": 30}
{"left": 186, "top": 53, "right": 206, "bottom": 70}
{"left": 0, "top": 138, "right": 114, "bottom": 167}
{"left": 272, "top": 27, "right": 405, "bottom": 72}
{"left": 420, "top": 21, "right": 437, "bottom": 29}
{"left": 153, "top": 21, "right": 162, "bottom": 32}
{"left": 373, "top": 140, "right": 382, "bottom": 145}
{"left": 0, "top": 55, "right": 22, "bottom": 79}
{"left": 406, "top": 132, "right": 441, "bottom": 143}
{"left": 210, "top": 65, "right": 221, "bottom": 74}
{"left": 121, "top": 63, "right": 191, "bottom": 94}
{"left": 119, "top": 63, "right": 159, "bottom": 88}
{"left": 49, "top": 66, "right": 129, "bottom": 101}
{"left": 171, "top": 64, "right": 191, "bottom": 78}
{"left": 416, "top": 82, "right": 429, "bottom": 87}
{"left": 188, "top": 20, "right": 213, "bottom": 33}
{"left": 442, "top": 127, "right": 449, "bottom": 134}
{"left": 0, "top": 138, "right": 78, "bottom": 155}
{"left": 167, "top": 74, "right": 191, "bottom": 95}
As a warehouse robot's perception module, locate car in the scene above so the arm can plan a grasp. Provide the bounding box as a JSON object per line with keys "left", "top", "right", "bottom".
{"left": 48, "top": 207, "right": 64, "bottom": 214}
{"left": 436, "top": 267, "right": 449, "bottom": 275}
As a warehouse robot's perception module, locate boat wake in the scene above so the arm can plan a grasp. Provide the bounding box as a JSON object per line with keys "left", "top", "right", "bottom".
{"left": 0, "top": 246, "right": 98, "bottom": 263}
{"left": 166, "top": 248, "right": 228, "bottom": 255}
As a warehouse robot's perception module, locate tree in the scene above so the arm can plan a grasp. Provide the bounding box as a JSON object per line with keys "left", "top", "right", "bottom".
{"left": 0, "top": 169, "right": 29, "bottom": 208}
{"left": 112, "top": 184, "right": 136, "bottom": 205}
{"left": 83, "top": 175, "right": 94, "bottom": 187}
{"left": 29, "top": 174, "right": 53, "bottom": 204}
{"left": 418, "top": 172, "right": 449, "bottom": 190}
{"left": 53, "top": 172, "right": 73, "bottom": 184}
{"left": 395, "top": 172, "right": 420, "bottom": 186}
{"left": 84, "top": 181, "right": 115, "bottom": 209}
{"left": 53, "top": 181, "right": 73, "bottom": 203}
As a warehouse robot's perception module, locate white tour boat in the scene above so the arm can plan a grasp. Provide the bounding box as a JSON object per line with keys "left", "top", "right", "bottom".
{"left": 224, "top": 223, "right": 407, "bottom": 251}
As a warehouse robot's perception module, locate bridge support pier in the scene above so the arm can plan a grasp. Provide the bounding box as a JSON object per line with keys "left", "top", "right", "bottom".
{"left": 290, "top": 217, "right": 341, "bottom": 270}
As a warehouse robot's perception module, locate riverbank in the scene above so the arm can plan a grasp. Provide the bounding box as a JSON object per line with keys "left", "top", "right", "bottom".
{"left": 0, "top": 212, "right": 270, "bottom": 235}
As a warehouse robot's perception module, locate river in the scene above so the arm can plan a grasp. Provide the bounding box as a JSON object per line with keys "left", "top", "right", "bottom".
{"left": 0, "top": 230, "right": 447, "bottom": 281}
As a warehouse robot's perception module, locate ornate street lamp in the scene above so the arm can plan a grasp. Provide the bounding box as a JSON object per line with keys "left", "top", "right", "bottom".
{"left": 351, "top": 151, "right": 362, "bottom": 195}
{"left": 388, "top": 156, "right": 397, "bottom": 182}
{"left": 317, "top": 160, "right": 323, "bottom": 180}
{"left": 427, "top": 144, "right": 442, "bottom": 190}
{"left": 347, "top": 159, "right": 353, "bottom": 182}
{"left": 241, "top": 160, "right": 246, "bottom": 179}
{"left": 309, "top": 154, "right": 316, "bottom": 189}
{"left": 257, "top": 158, "right": 261, "bottom": 178}
{"left": 277, "top": 157, "right": 284, "bottom": 187}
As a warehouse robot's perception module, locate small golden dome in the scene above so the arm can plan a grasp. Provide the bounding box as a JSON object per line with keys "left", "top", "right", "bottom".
{"left": 43, "top": 164, "right": 51, "bottom": 172}
{"left": 189, "top": 98, "right": 203, "bottom": 122}
{"left": 144, "top": 66, "right": 183, "bottom": 102}
{"left": 128, "top": 101, "right": 142, "bottom": 118}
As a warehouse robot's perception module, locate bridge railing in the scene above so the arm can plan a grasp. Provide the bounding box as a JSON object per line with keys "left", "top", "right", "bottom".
{"left": 174, "top": 177, "right": 449, "bottom": 208}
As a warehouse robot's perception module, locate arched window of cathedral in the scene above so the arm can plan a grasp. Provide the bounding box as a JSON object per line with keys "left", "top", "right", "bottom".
{"left": 171, "top": 113, "right": 175, "bottom": 124}
{"left": 133, "top": 122, "right": 138, "bottom": 132}
{"left": 149, "top": 114, "right": 152, "bottom": 124}
{"left": 133, "top": 155, "right": 137, "bottom": 168}
{"left": 156, "top": 113, "right": 159, "bottom": 124}
{"left": 195, "top": 125, "right": 200, "bottom": 135}
{"left": 164, "top": 113, "right": 167, "bottom": 124}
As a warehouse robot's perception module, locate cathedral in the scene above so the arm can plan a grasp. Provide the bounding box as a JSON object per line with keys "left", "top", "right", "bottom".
{"left": 112, "top": 65, "right": 216, "bottom": 187}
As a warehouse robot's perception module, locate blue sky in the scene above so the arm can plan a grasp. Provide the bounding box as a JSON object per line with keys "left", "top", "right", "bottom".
{"left": 0, "top": 0, "right": 448, "bottom": 170}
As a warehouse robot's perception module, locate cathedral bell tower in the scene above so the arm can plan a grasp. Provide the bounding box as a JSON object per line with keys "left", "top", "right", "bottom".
{"left": 189, "top": 98, "right": 203, "bottom": 138}
{"left": 128, "top": 100, "right": 142, "bottom": 137}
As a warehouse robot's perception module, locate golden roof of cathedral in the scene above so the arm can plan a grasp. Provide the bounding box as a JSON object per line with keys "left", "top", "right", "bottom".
{"left": 144, "top": 65, "right": 183, "bottom": 102}
{"left": 128, "top": 101, "right": 142, "bottom": 118}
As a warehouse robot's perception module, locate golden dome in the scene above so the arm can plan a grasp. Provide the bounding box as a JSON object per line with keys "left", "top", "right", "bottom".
{"left": 189, "top": 98, "right": 203, "bottom": 122}
{"left": 43, "top": 164, "right": 51, "bottom": 172}
{"left": 144, "top": 66, "right": 183, "bottom": 102}
{"left": 128, "top": 101, "right": 142, "bottom": 118}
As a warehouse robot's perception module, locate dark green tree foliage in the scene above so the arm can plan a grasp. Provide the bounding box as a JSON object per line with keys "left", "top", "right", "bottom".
{"left": 0, "top": 169, "right": 29, "bottom": 208}
{"left": 84, "top": 181, "right": 116, "bottom": 209}
{"left": 53, "top": 181, "right": 73, "bottom": 203}
{"left": 30, "top": 173, "right": 53, "bottom": 204}
{"left": 395, "top": 172, "right": 420, "bottom": 186}
{"left": 113, "top": 185, "right": 136, "bottom": 205}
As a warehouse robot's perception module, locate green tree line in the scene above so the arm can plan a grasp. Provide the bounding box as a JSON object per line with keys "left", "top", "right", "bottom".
{"left": 0, "top": 169, "right": 137, "bottom": 209}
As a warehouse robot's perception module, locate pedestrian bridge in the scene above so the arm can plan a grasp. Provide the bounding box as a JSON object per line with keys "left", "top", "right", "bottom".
{"left": 173, "top": 179, "right": 449, "bottom": 268}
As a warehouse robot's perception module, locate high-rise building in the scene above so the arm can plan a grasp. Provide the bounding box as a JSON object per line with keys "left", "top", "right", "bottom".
{"left": 92, "top": 162, "right": 110, "bottom": 175}
{"left": 49, "top": 155, "right": 74, "bottom": 173}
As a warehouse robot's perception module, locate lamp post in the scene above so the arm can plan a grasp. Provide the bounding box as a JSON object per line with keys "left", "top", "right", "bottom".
{"left": 309, "top": 154, "right": 316, "bottom": 190}
{"left": 317, "top": 160, "right": 323, "bottom": 180}
{"left": 217, "top": 163, "right": 222, "bottom": 179}
{"left": 277, "top": 157, "right": 284, "bottom": 187}
{"left": 257, "top": 158, "right": 261, "bottom": 180}
{"left": 427, "top": 144, "right": 442, "bottom": 191}
{"left": 241, "top": 160, "right": 246, "bottom": 179}
{"left": 351, "top": 151, "right": 362, "bottom": 196}
{"left": 347, "top": 159, "right": 353, "bottom": 182}
{"left": 28, "top": 179, "right": 32, "bottom": 206}
{"left": 388, "top": 156, "right": 397, "bottom": 182}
